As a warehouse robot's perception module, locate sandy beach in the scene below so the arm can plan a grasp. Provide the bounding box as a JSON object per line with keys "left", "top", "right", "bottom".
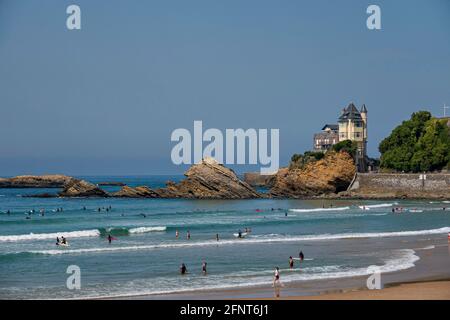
{"left": 288, "top": 280, "right": 450, "bottom": 300}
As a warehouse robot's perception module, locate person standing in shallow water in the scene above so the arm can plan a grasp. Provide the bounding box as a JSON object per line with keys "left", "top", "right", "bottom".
{"left": 216, "top": 233, "right": 219, "bottom": 241}
{"left": 175, "top": 230, "right": 179, "bottom": 239}
{"left": 273, "top": 267, "right": 281, "bottom": 298}
{"left": 289, "top": 256, "right": 294, "bottom": 269}
{"left": 201, "top": 261, "right": 207, "bottom": 275}
{"left": 187, "top": 231, "right": 191, "bottom": 240}
{"left": 180, "top": 263, "right": 187, "bottom": 275}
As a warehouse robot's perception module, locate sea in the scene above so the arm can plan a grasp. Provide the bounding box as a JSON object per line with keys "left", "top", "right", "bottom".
{"left": 0, "top": 175, "right": 449, "bottom": 299}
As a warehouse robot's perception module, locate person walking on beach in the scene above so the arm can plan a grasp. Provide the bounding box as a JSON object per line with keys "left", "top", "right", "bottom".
{"left": 289, "top": 256, "right": 294, "bottom": 269}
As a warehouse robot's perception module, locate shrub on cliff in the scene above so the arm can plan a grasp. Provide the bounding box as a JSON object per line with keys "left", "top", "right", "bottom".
{"left": 332, "top": 140, "right": 357, "bottom": 159}
{"left": 289, "top": 151, "right": 325, "bottom": 170}
{"left": 379, "top": 111, "right": 450, "bottom": 172}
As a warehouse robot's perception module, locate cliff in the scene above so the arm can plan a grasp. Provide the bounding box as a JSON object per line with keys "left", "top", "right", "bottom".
{"left": 0, "top": 175, "right": 74, "bottom": 188}
{"left": 269, "top": 151, "right": 356, "bottom": 198}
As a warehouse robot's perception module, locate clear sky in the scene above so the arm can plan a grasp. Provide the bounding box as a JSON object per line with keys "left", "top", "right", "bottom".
{"left": 1, "top": 0, "right": 449, "bottom": 175}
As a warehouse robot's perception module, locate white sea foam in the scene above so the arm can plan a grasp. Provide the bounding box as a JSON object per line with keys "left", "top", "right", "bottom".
{"left": 358, "top": 203, "right": 397, "bottom": 210}
{"left": 289, "top": 206, "right": 350, "bottom": 213}
{"left": 128, "top": 226, "right": 167, "bottom": 233}
{"left": 0, "top": 229, "right": 100, "bottom": 242}
{"left": 28, "top": 227, "right": 450, "bottom": 255}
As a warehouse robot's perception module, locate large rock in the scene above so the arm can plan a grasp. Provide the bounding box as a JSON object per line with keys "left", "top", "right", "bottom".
{"left": 156, "top": 157, "right": 261, "bottom": 199}
{"left": 58, "top": 179, "right": 109, "bottom": 197}
{"left": 269, "top": 151, "right": 356, "bottom": 198}
{"left": 112, "top": 185, "right": 160, "bottom": 198}
{"left": 0, "top": 175, "right": 74, "bottom": 188}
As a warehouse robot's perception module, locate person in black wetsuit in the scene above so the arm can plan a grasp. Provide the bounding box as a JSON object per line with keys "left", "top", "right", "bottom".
{"left": 299, "top": 251, "right": 304, "bottom": 261}
{"left": 180, "top": 263, "right": 187, "bottom": 275}
{"left": 289, "top": 256, "right": 294, "bottom": 269}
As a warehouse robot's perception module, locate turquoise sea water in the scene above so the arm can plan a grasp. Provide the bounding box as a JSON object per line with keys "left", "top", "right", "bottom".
{"left": 0, "top": 176, "right": 449, "bottom": 299}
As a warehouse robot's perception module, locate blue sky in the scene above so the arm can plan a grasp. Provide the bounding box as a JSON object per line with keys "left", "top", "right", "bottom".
{"left": 0, "top": 0, "right": 449, "bottom": 175}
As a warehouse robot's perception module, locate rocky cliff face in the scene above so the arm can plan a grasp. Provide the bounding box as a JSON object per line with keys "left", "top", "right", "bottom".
{"left": 160, "top": 157, "right": 261, "bottom": 199}
{"left": 58, "top": 179, "right": 109, "bottom": 197}
{"left": 269, "top": 151, "right": 356, "bottom": 198}
{"left": 0, "top": 175, "right": 74, "bottom": 188}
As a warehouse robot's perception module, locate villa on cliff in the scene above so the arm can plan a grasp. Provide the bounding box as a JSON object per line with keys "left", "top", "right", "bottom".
{"left": 313, "top": 103, "right": 368, "bottom": 172}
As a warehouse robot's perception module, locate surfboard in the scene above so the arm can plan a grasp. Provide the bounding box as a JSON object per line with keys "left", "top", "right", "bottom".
{"left": 56, "top": 243, "right": 70, "bottom": 247}
{"left": 292, "top": 258, "right": 313, "bottom": 261}
{"left": 233, "top": 232, "right": 248, "bottom": 238}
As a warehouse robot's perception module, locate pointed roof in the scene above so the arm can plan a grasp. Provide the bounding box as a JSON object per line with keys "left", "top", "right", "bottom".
{"left": 338, "top": 103, "right": 362, "bottom": 121}
{"left": 360, "top": 104, "right": 367, "bottom": 113}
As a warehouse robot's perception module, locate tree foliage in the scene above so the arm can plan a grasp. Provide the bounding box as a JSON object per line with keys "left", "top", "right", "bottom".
{"left": 289, "top": 151, "right": 325, "bottom": 170}
{"left": 332, "top": 139, "right": 357, "bottom": 158}
{"left": 379, "top": 111, "right": 450, "bottom": 172}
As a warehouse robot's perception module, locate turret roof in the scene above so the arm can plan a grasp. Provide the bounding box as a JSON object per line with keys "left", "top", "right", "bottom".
{"left": 338, "top": 103, "right": 362, "bottom": 121}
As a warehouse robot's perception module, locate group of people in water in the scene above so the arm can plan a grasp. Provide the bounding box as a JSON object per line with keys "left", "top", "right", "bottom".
{"left": 179, "top": 261, "right": 208, "bottom": 275}
{"left": 55, "top": 236, "right": 68, "bottom": 246}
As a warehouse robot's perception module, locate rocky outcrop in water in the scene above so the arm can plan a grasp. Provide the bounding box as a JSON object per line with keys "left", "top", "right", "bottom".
{"left": 58, "top": 179, "right": 109, "bottom": 197}
{"left": 269, "top": 151, "right": 356, "bottom": 198}
{"left": 112, "top": 185, "right": 160, "bottom": 198}
{"left": 154, "top": 157, "right": 261, "bottom": 199}
{"left": 0, "top": 175, "right": 74, "bottom": 188}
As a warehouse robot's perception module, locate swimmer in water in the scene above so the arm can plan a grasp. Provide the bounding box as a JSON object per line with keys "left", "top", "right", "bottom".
{"left": 180, "top": 263, "right": 187, "bottom": 275}
{"left": 289, "top": 256, "right": 294, "bottom": 269}
{"left": 201, "top": 261, "right": 207, "bottom": 275}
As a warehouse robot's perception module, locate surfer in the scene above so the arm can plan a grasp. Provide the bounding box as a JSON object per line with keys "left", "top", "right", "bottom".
{"left": 216, "top": 233, "right": 219, "bottom": 241}
{"left": 187, "top": 231, "right": 191, "bottom": 240}
{"left": 238, "top": 230, "right": 242, "bottom": 238}
{"left": 176, "top": 230, "right": 179, "bottom": 239}
{"left": 56, "top": 237, "right": 60, "bottom": 245}
{"left": 180, "top": 263, "right": 187, "bottom": 275}
{"left": 61, "top": 236, "right": 67, "bottom": 245}
{"left": 108, "top": 234, "right": 112, "bottom": 244}
{"left": 7, "top": 210, "right": 10, "bottom": 215}
{"left": 289, "top": 256, "right": 294, "bottom": 269}
{"left": 285, "top": 211, "right": 288, "bottom": 217}
{"left": 202, "top": 261, "right": 207, "bottom": 275}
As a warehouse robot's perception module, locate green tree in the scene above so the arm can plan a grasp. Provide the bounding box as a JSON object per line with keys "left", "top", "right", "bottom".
{"left": 379, "top": 111, "right": 450, "bottom": 172}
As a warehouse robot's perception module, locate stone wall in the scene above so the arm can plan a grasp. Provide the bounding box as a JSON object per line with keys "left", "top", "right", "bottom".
{"left": 346, "top": 173, "right": 450, "bottom": 199}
